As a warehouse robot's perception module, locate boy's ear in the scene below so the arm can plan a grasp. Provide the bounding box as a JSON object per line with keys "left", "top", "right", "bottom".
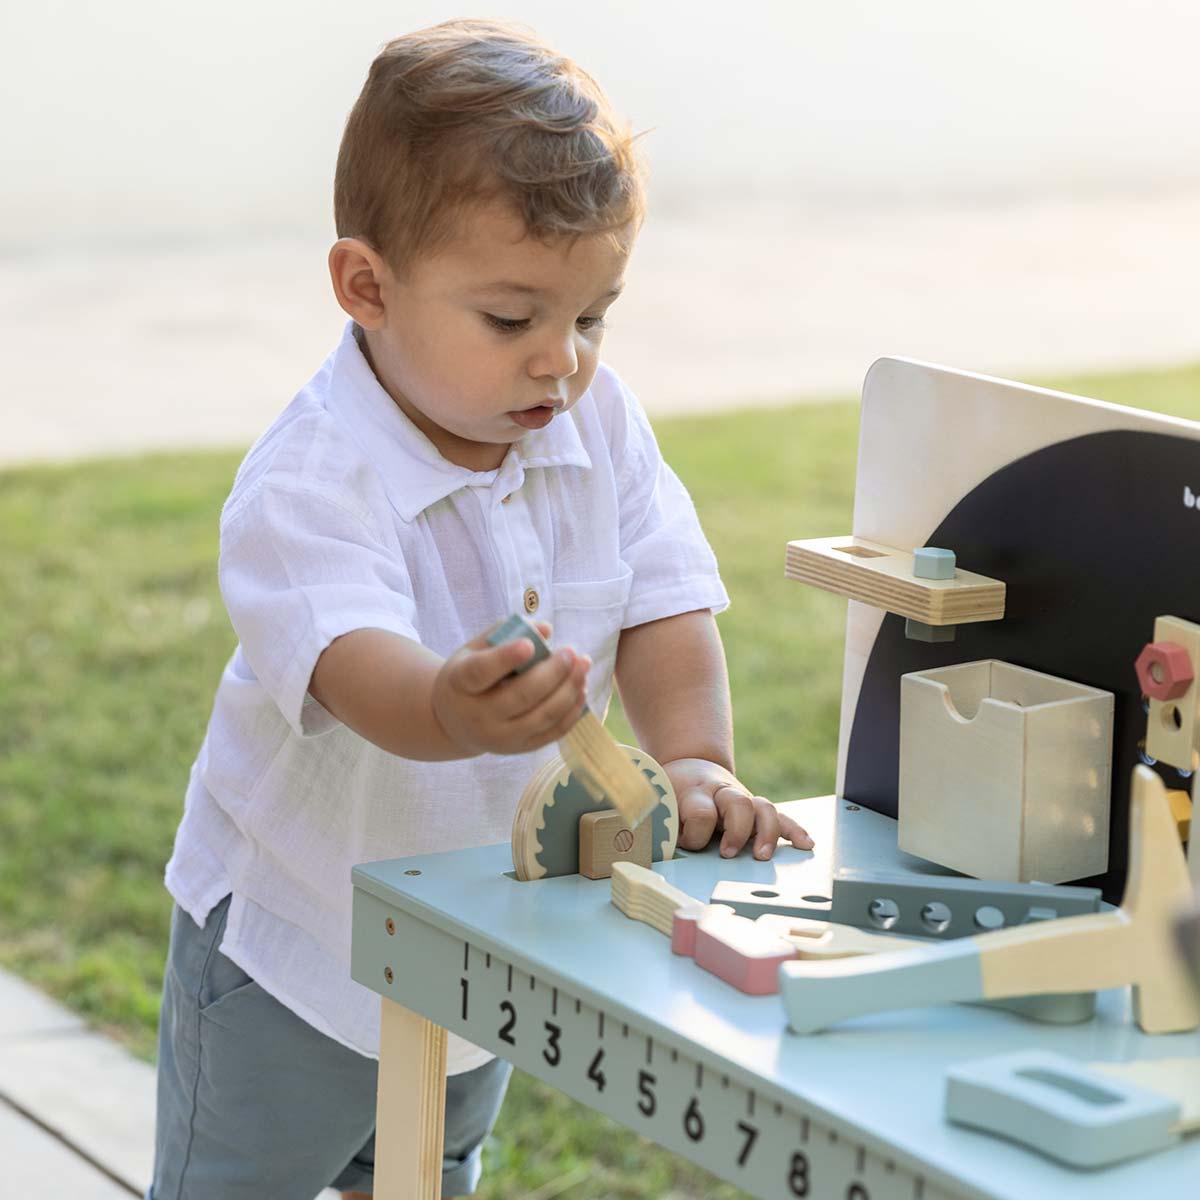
{"left": 328, "top": 237, "right": 390, "bottom": 329}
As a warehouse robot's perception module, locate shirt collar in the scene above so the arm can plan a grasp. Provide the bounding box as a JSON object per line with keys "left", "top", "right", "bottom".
{"left": 325, "top": 321, "right": 592, "bottom": 522}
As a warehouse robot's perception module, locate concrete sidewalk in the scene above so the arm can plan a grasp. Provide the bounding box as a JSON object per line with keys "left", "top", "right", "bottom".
{"left": 0, "top": 968, "right": 339, "bottom": 1198}
{"left": 5, "top": 188, "right": 1200, "bottom": 468}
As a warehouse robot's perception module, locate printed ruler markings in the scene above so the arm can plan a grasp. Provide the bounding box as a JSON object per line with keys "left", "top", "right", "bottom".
{"left": 446, "top": 939, "right": 933, "bottom": 1200}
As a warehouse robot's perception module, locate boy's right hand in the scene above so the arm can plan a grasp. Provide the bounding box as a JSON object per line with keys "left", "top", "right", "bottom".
{"left": 431, "top": 621, "right": 591, "bottom": 756}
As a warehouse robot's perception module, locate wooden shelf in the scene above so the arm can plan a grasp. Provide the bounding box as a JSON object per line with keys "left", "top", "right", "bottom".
{"left": 785, "top": 535, "right": 1006, "bottom": 625}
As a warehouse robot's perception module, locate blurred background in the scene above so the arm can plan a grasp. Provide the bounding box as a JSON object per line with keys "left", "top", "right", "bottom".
{"left": 4, "top": 0, "right": 1200, "bottom": 461}
{"left": 2, "top": 3, "right": 1199, "bottom": 1198}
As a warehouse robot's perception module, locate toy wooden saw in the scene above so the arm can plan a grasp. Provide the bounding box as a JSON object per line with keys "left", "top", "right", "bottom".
{"left": 511, "top": 746, "right": 678, "bottom": 881}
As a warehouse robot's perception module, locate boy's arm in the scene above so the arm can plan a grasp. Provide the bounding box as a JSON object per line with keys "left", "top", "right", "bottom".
{"left": 309, "top": 625, "right": 590, "bottom": 761}
{"left": 615, "top": 610, "right": 813, "bottom": 859}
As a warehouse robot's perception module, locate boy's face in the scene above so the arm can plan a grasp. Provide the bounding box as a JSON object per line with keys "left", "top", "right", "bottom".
{"left": 356, "top": 200, "right": 631, "bottom": 472}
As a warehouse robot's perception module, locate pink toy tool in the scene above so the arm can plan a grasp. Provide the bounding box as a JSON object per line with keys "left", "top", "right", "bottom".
{"left": 672, "top": 907, "right": 796, "bottom": 995}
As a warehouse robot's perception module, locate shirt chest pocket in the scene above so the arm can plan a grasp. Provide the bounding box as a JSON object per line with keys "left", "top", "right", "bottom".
{"left": 549, "top": 565, "right": 634, "bottom": 715}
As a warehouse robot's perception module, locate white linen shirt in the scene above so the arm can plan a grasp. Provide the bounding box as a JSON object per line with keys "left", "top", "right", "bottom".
{"left": 164, "top": 320, "right": 729, "bottom": 1073}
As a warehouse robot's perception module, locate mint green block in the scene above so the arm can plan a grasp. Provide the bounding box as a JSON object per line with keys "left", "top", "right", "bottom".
{"left": 913, "top": 546, "right": 956, "bottom": 579}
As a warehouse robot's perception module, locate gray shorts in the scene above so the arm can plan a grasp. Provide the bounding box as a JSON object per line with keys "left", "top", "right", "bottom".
{"left": 149, "top": 894, "right": 511, "bottom": 1198}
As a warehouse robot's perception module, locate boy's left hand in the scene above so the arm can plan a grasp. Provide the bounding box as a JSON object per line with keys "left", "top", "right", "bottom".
{"left": 662, "top": 758, "right": 815, "bottom": 860}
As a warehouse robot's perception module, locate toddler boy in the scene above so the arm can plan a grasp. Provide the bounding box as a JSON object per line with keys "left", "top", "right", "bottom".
{"left": 149, "top": 18, "right": 813, "bottom": 1200}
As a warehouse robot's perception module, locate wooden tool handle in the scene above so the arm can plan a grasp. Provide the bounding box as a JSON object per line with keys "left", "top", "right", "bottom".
{"left": 781, "top": 940, "right": 984, "bottom": 1033}
{"left": 756, "top": 914, "right": 927, "bottom": 960}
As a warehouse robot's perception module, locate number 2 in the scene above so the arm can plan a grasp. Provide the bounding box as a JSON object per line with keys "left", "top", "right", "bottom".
{"left": 498, "top": 1001, "right": 516, "bottom": 1045}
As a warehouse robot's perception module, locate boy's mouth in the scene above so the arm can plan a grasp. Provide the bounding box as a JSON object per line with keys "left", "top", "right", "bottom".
{"left": 508, "top": 403, "right": 559, "bottom": 431}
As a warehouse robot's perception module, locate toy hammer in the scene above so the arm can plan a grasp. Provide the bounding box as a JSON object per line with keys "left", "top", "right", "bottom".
{"left": 781, "top": 765, "right": 1200, "bottom": 1035}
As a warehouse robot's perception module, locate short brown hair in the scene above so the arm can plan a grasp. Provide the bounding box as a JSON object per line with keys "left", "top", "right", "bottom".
{"left": 334, "top": 19, "right": 645, "bottom": 270}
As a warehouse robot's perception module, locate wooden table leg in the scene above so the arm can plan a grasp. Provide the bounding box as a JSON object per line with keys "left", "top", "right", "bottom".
{"left": 375, "top": 997, "right": 448, "bottom": 1200}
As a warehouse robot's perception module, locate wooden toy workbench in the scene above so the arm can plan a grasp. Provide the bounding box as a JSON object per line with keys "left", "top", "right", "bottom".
{"left": 351, "top": 796, "right": 1200, "bottom": 1199}
{"left": 351, "top": 360, "right": 1200, "bottom": 1197}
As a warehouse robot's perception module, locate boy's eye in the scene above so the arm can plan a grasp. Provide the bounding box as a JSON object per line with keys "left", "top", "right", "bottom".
{"left": 483, "top": 313, "right": 530, "bottom": 333}
{"left": 482, "top": 313, "right": 609, "bottom": 335}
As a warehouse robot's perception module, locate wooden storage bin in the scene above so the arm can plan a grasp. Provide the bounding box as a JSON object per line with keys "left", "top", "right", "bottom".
{"left": 898, "top": 660, "right": 1114, "bottom": 883}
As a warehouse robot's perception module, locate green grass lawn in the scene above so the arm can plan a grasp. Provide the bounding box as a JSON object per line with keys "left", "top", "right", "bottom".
{"left": 2, "top": 361, "right": 1198, "bottom": 1197}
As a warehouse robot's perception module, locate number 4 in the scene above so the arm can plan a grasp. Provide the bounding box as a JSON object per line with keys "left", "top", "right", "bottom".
{"left": 588, "top": 1048, "right": 607, "bottom": 1092}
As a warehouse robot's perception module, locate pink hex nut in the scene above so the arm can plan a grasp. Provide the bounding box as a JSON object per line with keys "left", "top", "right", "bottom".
{"left": 1135, "top": 641, "right": 1195, "bottom": 701}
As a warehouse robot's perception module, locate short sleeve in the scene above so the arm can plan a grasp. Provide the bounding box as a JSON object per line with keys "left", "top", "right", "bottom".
{"left": 612, "top": 380, "right": 730, "bottom": 628}
{"left": 219, "top": 484, "right": 420, "bottom": 738}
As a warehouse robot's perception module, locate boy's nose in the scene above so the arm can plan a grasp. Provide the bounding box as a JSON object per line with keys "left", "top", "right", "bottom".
{"left": 530, "top": 332, "right": 579, "bottom": 382}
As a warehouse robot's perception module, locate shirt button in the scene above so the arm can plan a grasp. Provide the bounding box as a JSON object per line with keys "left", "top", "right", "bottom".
{"left": 523, "top": 587, "right": 540, "bottom": 614}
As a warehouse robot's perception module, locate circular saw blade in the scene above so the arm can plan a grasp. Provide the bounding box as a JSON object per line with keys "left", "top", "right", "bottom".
{"left": 512, "top": 746, "right": 677, "bottom": 881}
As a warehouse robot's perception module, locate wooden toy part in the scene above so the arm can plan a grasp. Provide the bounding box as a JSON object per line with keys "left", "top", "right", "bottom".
{"left": 561, "top": 708, "right": 662, "bottom": 828}
{"left": 375, "top": 999, "right": 447, "bottom": 1198}
{"left": 782, "top": 766, "right": 1200, "bottom": 1035}
{"left": 755, "top": 913, "right": 927, "bottom": 960}
{"left": 610, "top": 861, "right": 694, "bottom": 936}
{"left": 511, "top": 748, "right": 677, "bottom": 881}
{"left": 898, "top": 660, "right": 1114, "bottom": 883}
{"left": 1136, "top": 641, "right": 1195, "bottom": 701}
{"left": 1168, "top": 787, "right": 1192, "bottom": 843}
{"left": 1178, "top": 898, "right": 1200, "bottom": 988}
{"left": 1092, "top": 1059, "right": 1200, "bottom": 1133}
{"left": 904, "top": 618, "right": 956, "bottom": 643}
{"left": 912, "top": 546, "right": 956, "bottom": 580}
{"left": 1143, "top": 616, "right": 1200, "bottom": 772}
{"left": 578, "top": 809, "right": 651, "bottom": 880}
{"left": 713, "top": 870, "right": 1101, "bottom": 936}
{"left": 944, "top": 1049, "right": 1183, "bottom": 1168}
{"left": 784, "top": 535, "right": 1005, "bottom": 626}
{"left": 1191, "top": 756, "right": 1199, "bottom": 890}
{"left": 758, "top": 912, "right": 1096, "bottom": 1022}
{"left": 489, "top": 613, "right": 661, "bottom": 829}
{"left": 669, "top": 903, "right": 736, "bottom": 955}
{"left": 678, "top": 909, "right": 797, "bottom": 995}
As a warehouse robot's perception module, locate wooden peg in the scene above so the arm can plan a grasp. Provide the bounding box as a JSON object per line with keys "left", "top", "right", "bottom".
{"left": 579, "top": 809, "right": 651, "bottom": 879}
